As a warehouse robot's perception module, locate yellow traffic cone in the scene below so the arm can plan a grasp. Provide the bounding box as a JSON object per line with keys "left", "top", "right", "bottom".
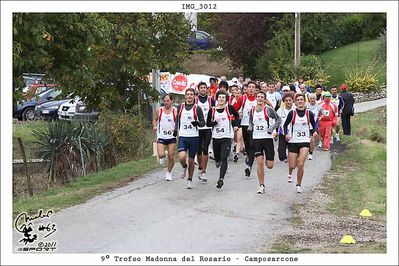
{"left": 340, "top": 235, "right": 356, "bottom": 244}
{"left": 360, "top": 209, "right": 372, "bottom": 217}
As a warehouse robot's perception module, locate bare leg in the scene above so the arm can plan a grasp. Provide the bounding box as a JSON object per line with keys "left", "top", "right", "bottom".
{"left": 157, "top": 143, "right": 166, "bottom": 159}
{"left": 256, "top": 155, "right": 265, "bottom": 185}
{"left": 167, "top": 143, "right": 175, "bottom": 172}
{"left": 188, "top": 157, "right": 195, "bottom": 180}
{"left": 288, "top": 152, "right": 299, "bottom": 176}
{"left": 296, "top": 148, "right": 309, "bottom": 186}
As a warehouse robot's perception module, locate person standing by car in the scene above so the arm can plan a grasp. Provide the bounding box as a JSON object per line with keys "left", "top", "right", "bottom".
{"left": 152, "top": 94, "right": 178, "bottom": 181}
{"left": 283, "top": 93, "right": 316, "bottom": 193}
{"left": 207, "top": 90, "right": 240, "bottom": 189}
{"left": 339, "top": 84, "right": 355, "bottom": 135}
{"left": 248, "top": 91, "right": 281, "bottom": 194}
{"left": 195, "top": 82, "right": 215, "bottom": 182}
{"left": 175, "top": 88, "right": 206, "bottom": 189}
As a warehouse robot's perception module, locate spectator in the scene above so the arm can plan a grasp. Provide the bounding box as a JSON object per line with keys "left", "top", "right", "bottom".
{"left": 339, "top": 84, "right": 355, "bottom": 135}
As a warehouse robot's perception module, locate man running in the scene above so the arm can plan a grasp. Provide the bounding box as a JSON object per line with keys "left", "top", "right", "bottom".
{"left": 283, "top": 93, "right": 316, "bottom": 193}
{"left": 330, "top": 85, "right": 344, "bottom": 142}
{"left": 266, "top": 82, "right": 282, "bottom": 111}
{"left": 307, "top": 93, "right": 322, "bottom": 160}
{"left": 276, "top": 92, "right": 295, "bottom": 162}
{"left": 317, "top": 91, "right": 338, "bottom": 151}
{"left": 195, "top": 82, "right": 215, "bottom": 182}
{"left": 248, "top": 91, "right": 281, "bottom": 194}
{"left": 234, "top": 81, "right": 271, "bottom": 177}
{"left": 152, "top": 94, "right": 177, "bottom": 181}
{"left": 207, "top": 90, "right": 240, "bottom": 189}
{"left": 175, "top": 88, "right": 206, "bottom": 189}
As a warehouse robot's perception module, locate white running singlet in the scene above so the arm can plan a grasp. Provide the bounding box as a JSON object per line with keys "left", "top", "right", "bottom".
{"left": 240, "top": 95, "right": 257, "bottom": 126}
{"left": 211, "top": 107, "right": 233, "bottom": 139}
{"left": 196, "top": 96, "right": 212, "bottom": 130}
{"left": 252, "top": 107, "right": 272, "bottom": 139}
{"left": 157, "top": 107, "right": 176, "bottom": 140}
{"left": 179, "top": 104, "right": 199, "bottom": 137}
{"left": 289, "top": 110, "right": 311, "bottom": 144}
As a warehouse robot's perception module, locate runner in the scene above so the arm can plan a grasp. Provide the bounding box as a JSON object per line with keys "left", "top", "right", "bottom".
{"left": 234, "top": 81, "right": 272, "bottom": 177}
{"left": 195, "top": 82, "right": 215, "bottom": 182}
{"left": 229, "top": 85, "right": 245, "bottom": 163}
{"left": 175, "top": 88, "right": 206, "bottom": 189}
{"left": 152, "top": 94, "right": 177, "bottom": 181}
{"left": 248, "top": 91, "right": 281, "bottom": 194}
{"left": 330, "top": 85, "right": 344, "bottom": 142}
{"left": 306, "top": 93, "right": 322, "bottom": 160}
{"left": 276, "top": 92, "right": 295, "bottom": 162}
{"left": 207, "top": 90, "right": 240, "bottom": 189}
{"left": 266, "top": 82, "right": 282, "bottom": 111}
{"left": 317, "top": 91, "right": 338, "bottom": 151}
{"left": 283, "top": 93, "right": 316, "bottom": 193}
{"left": 315, "top": 84, "right": 324, "bottom": 104}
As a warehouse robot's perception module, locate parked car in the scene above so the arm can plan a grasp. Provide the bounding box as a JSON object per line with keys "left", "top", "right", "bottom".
{"left": 35, "top": 96, "right": 74, "bottom": 121}
{"left": 13, "top": 88, "right": 61, "bottom": 121}
{"left": 74, "top": 102, "right": 99, "bottom": 121}
{"left": 57, "top": 98, "right": 83, "bottom": 121}
{"left": 187, "top": 30, "right": 215, "bottom": 50}
{"left": 22, "top": 83, "right": 57, "bottom": 99}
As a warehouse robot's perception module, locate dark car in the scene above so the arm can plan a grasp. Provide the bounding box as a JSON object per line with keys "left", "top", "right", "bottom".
{"left": 35, "top": 97, "right": 72, "bottom": 121}
{"left": 13, "top": 88, "right": 61, "bottom": 121}
{"left": 187, "top": 30, "right": 215, "bottom": 50}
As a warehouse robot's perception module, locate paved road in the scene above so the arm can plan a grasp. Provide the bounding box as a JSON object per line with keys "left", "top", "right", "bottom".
{"left": 13, "top": 99, "right": 386, "bottom": 253}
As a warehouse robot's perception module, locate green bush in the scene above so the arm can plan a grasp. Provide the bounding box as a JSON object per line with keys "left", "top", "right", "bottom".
{"left": 344, "top": 64, "right": 380, "bottom": 92}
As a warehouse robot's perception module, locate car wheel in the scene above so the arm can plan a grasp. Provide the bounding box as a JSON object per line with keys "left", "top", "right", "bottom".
{"left": 22, "top": 107, "right": 35, "bottom": 121}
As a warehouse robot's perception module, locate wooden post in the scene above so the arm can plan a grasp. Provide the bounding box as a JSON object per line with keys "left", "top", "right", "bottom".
{"left": 17, "top": 137, "right": 33, "bottom": 196}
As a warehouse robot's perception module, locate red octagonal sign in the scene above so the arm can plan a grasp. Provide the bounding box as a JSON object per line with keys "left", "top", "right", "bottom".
{"left": 171, "top": 74, "right": 188, "bottom": 92}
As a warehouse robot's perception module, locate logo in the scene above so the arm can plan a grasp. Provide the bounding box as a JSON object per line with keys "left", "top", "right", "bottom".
{"left": 171, "top": 75, "right": 187, "bottom": 92}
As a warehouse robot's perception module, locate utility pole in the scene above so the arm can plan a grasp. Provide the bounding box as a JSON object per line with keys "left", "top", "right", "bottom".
{"left": 294, "top": 12, "right": 301, "bottom": 67}
{"left": 152, "top": 13, "right": 161, "bottom": 113}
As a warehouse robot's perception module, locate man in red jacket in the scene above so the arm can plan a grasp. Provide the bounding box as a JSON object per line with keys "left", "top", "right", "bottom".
{"left": 318, "top": 92, "right": 338, "bottom": 151}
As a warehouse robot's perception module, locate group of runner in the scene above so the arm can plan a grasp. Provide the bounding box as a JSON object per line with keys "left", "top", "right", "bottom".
{"left": 153, "top": 77, "right": 344, "bottom": 194}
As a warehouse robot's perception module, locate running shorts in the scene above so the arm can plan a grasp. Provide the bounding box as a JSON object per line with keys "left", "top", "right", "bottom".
{"left": 253, "top": 138, "right": 275, "bottom": 161}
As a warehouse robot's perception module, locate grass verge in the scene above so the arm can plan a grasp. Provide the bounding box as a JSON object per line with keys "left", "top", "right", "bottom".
{"left": 13, "top": 156, "right": 160, "bottom": 216}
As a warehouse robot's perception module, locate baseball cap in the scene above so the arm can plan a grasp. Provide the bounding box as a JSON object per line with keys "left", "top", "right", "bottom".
{"left": 232, "top": 77, "right": 238, "bottom": 83}
{"left": 323, "top": 91, "right": 332, "bottom": 97}
{"left": 340, "top": 84, "right": 347, "bottom": 91}
{"left": 282, "top": 85, "right": 290, "bottom": 91}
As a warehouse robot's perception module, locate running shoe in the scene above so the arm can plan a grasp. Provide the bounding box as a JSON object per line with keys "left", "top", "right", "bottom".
{"left": 215, "top": 161, "right": 221, "bottom": 168}
{"left": 308, "top": 154, "right": 313, "bottom": 160}
{"left": 187, "top": 180, "right": 193, "bottom": 189}
{"left": 317, "top": 143, "right": 322, "bottom": 149}
{"left": 288, "top": 175, "right": 293, "bottom": 183}
{"left": 283, "top": 158, "right": 288, "bottom": 163}
{"left": 335, "top": 134, "right": 341, "bottom": 142}
{"left": 159, "top": 157, "right": 165, "bottom": 166}
{"left": 257, "top": 185, "right": 265, "bottom": 194}
{"left": 233, "top": 154, "right": 238, "bottom": 163}
{"left": 180, "top": 167, "right": 187, "bottom": 179}
{"left": 324, "top": 148, "right": 329, "bottom": 151}
{"left": 198, "top": 172, "right": 207, "bottom": 182}
{"left": 296, "top": 185, "right": 302, "bottom": 193}
{"left": 216, "top": 179, "right": 224, "bottom": 189}
{"left": 244, "top": 167, "right": 251, "bottom": 177}
{"left": 165, "top": 172, "right": 172, "bottom": 181}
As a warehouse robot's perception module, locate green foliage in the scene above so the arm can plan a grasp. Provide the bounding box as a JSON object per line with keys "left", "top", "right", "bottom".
{"left": 376, "top": 29, "right": 386, "bottom": 62}
{"left": 344, "top": 63, "right": 380, "bottom": 92}
{"left": 33, "top": 121, "right": 116, "bottom": 186}
{"left": 98, "top": 108, "right": 154, "bottom": 162}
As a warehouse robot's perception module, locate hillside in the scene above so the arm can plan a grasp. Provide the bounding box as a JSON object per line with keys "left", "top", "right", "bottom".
{"left": 321, "top": 39, "right": 386, "bottom": 87}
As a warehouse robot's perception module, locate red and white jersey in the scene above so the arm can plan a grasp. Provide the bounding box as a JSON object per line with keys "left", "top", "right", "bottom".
{"left": 157, "top": 107, "right": 177, "bottom": 140}
{"left": 251, "top": 106, "right": 272, "bottom": 139}
{"left": 319, "top": 101, "right": 338, "bottom": 122}
{"left": 211, "top": 107, "right": 233, "bottom": 139}
{"left": 178, "top": 103, "right": 199, "bottom": 137}
{"left": 195, "top": 96, "right": 212, "bottom": 130}
{"left": 289, "top": 109, "right": 311, "bottom": 143}
{"left": 240, "top": 95, "right": 257, "bottom": 126}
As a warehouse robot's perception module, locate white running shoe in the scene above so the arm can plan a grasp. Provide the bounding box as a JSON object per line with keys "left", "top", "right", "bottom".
{"left": 165, "top": 172, "right": 172, "bottom": 181}
{"left": 288, "top": 176, "right": 293, "bottom": 183}
{"left": 335, "top": 134, "right": 341, "bottom": 142}
{"left": 296, "top": 185, "right": 302, "bottom": 193}
{"left": 308, "top": 154, "right": 313, "bottom": 160}
{"left": 186, "top": 180, "right": 193, "bottom": 189}
{"left": 257, "top": 185, "right": 265, "bottom": 194}
{"left": 159, "top": 157, "right": 165, "bottom": 166}
{"left": 180, "top": 167, "right": 187, "bottom": 179}
{"left": 317, "top": 142, "right": 322, "bottom": 149}
{"left": 198, "top": 172, "right": 207, "bottom": 182}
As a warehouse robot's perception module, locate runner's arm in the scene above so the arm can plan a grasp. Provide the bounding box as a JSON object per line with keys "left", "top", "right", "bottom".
{"left": 309, "top": 111, "right": 316, "bottom": 135}
{"left": 152, "top": 110, "right": 158, "bottom": 133}
{"left": 195, "top": 105, "right": 205, "bottom": 127}
{"left": 207, "top": 109, "right": 217, "bottom": 127}
{"left": 174, "top": 105, "right": 180, "bottom": 133}
{"left": 283, "top": 110, "right": 294, "bottom": 135}
{"left": 228, "top": 104, "right": 240, "bottom": 128}
{"left": 248, "top": 110, "right": 254, "bottom": 131}
{"left": 266, "top": 107, "right": 282, "bottom": 134}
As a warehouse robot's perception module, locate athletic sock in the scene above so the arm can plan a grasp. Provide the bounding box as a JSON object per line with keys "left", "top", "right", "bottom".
{"left": 182, "top": 163, "right": 188, "bottom": 168}
{"left": 309, "top": 151, "right": 313, "bottom": 155}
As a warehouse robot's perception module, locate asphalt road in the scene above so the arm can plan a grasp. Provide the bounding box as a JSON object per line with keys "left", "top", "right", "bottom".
{"left": 13, "top": 99, "right": 385, "bottom": 253}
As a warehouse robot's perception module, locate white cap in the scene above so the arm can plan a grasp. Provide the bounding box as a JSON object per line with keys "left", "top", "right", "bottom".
{"left": 282, "top": 85, "right": 290, "bottom": 91}
{"left": 232, "top": 77, "right": 238, "bottom": 83}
